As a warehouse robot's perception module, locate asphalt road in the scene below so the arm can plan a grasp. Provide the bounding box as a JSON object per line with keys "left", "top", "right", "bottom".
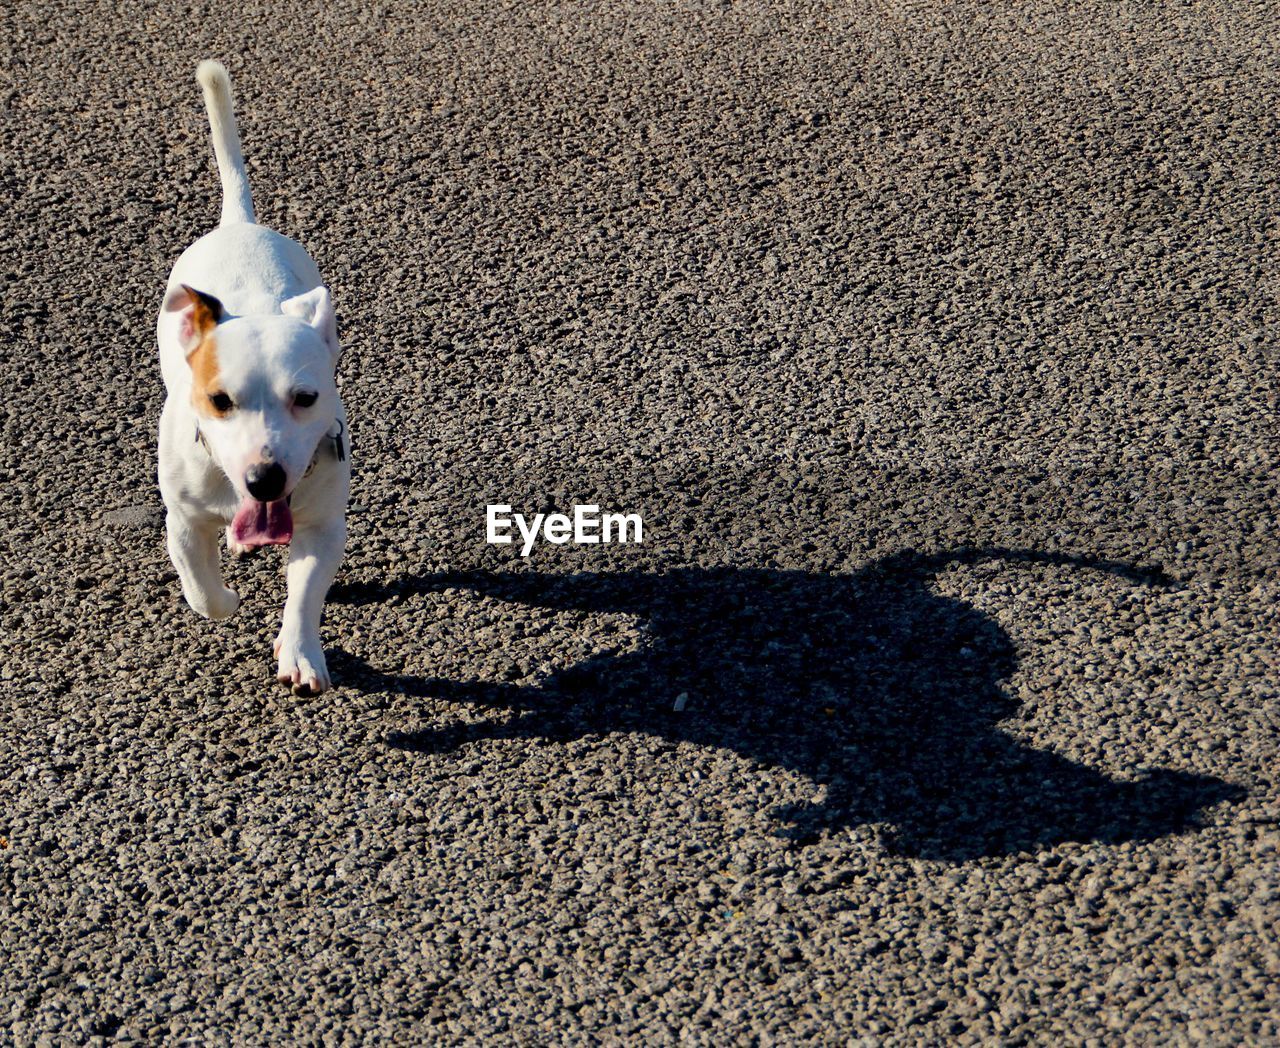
{"left": 2, "top": 0, "right": 1279, "bottom": 1043}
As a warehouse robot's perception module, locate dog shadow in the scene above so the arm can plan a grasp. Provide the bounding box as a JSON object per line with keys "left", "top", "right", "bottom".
{"left": 330, "top": 548, "right": 1242, "bottom": 860}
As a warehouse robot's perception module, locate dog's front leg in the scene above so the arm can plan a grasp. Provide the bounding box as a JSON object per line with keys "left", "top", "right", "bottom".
{"left": 166, "top": 511, "right": 240, "bottom": 619}
{"left": 274, "top": 519, "right": 346, "bottom": 695}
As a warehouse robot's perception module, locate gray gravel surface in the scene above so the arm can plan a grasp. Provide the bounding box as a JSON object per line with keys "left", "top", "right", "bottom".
{"left": 2, "top": 0, "right": 1279, "bottom": 1043}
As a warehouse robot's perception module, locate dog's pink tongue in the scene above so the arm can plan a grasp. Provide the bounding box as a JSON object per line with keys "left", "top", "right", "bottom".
{"left": 231, "top": 498, "right": 294, "bottom": 547}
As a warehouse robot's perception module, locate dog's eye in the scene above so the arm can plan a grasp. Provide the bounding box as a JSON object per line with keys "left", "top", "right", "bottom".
{"left": 208, "top": 392, "right": 234, "bottom": 413}
{"left": 294, "top": 391, "right": 318, "bottom": 408}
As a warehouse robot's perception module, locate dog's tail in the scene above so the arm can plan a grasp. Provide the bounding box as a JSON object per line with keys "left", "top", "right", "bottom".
{"left": 196, "top": 60, "right": 256, "bottom": 226}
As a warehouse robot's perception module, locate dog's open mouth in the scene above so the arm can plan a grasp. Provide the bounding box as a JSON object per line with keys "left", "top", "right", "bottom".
{"left": 231, "top": 497, "right": 294, "bottom": 547}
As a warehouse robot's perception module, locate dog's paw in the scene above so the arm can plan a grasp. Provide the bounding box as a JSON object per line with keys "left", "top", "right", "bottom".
{"left": 187, "top": 585, "right": 240, "bottom": 620}
{"left": 225, "top": 527, "right": 255, "bottom": 558}
{"left": 274, "top": 632, "right": 331, "bottom": 696}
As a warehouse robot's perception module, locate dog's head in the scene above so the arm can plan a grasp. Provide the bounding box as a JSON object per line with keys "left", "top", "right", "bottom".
{"left": 165, "top": 284, "right": 341, "bottom": 503}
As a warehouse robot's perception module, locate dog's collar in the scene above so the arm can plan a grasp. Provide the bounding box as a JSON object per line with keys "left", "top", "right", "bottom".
{"left": 305, "top": 419, "right": 346, "bottom": 476}
{"left": 195, "top": 418, "right": 346, "bottom": 474}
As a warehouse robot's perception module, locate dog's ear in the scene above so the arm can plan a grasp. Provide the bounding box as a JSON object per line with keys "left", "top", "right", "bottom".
{"left": 281, "top": 286, "right": 340, "bottom": 360}
{"left": 165, "top": 284, "right": 224, "bottom": 355}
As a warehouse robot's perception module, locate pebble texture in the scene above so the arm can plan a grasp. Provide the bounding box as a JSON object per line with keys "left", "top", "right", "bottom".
{"left": 2, "top": 1, "right": 1279, "bottom": 1043}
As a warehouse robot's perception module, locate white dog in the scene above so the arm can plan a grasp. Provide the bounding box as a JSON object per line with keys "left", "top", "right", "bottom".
{"left": 157, "top": 61, "right": 349, "bottom": 695}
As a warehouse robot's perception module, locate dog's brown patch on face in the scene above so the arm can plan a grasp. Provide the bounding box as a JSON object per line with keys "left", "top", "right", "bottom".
{"left": 182, "top": 286, "right": 231, "bottom": 417}
{"left": 189, "top": 334, "right": 230, "bottom": 417}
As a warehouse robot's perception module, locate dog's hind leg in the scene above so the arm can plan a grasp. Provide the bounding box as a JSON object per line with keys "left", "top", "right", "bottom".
{"left": 167, "top": 512, "right": 240, "bottom": 619}
{"left": 274, "top": 518, "right": 346, "bottom": 695}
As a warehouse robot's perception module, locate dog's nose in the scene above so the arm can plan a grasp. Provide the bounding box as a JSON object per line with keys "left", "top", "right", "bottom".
{"left": 245, "top": 462, "right": 286, "bottom": 502}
